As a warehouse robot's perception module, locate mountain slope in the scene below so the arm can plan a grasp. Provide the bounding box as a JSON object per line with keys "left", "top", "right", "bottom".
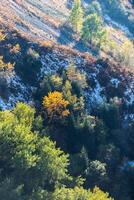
{"left": 1, "top": 0, "right": 133, "bottom": 47}
{"left": 0, "top": 0, "right": 69, "bottom": 42}
{"left": 0, "top": 30, "right": 133, "bottom": 124}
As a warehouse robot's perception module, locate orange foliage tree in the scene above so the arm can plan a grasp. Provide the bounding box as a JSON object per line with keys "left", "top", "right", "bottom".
{"left": 43, "top": 91, "right": 70, "bottom": 120}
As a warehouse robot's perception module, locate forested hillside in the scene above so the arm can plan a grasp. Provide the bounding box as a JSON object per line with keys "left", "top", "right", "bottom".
{"left": 0, "top": 1, "right": 134, "bottom": 200}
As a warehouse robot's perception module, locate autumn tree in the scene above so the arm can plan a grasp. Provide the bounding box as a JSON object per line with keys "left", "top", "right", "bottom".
{"left": 69, "top": 0, "right": 84, "bottom": 33}
{"left": 0, "top": 56, "right": 14, "bottom": 71}
{"left": 10, "top": 44, "right": 21, "bottom": 54}
{"left": 43, "top": 91, "right": 70, "bottom": 120}
{"left": 0, "top": 29, "right": 6, "bottom": 41}
{"left": 0, "top": 56, "right": 5, "bottom": 69}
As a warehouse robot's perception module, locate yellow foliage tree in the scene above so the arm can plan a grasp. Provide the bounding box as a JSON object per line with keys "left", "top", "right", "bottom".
{"left": 0, "top": 56, "right": 5, "bottom": 69}
{"left": 11, "top": 44, "right": 21, "bottom": 54}
{"left": 0, "top": 29, "right": 6, "bottom": 41}
{"left": 43, "top": 91, "right": 70, "bottom": 120}
{"left": 0, "top": 56, "right": 14, "bottom": 71}
{"left": 70, "top": 0, "right": 84, "bottom": 33}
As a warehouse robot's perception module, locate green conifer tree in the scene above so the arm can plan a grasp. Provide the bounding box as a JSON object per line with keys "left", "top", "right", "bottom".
{"left": 69, "top": 0, "right": 83, "bottom": 33}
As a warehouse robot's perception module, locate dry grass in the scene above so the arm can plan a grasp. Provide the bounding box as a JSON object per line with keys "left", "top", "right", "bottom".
{"left": 0, "top": 0, "right": 69, "bottom": 42}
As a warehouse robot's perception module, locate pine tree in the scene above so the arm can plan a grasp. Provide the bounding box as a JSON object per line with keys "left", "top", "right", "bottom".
{"left": 69, "top": 0, "right": 83, "bottom": 33}
{"left": 82, "top": 13, "right": 107, "bottom": 48}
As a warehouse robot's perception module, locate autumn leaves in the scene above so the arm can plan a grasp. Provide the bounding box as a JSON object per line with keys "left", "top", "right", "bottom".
{"left": 42, "top": 64, "right": 87, "bottom": 121}
{"left": 43, "top": 91, "right": 70, "bottom": 120}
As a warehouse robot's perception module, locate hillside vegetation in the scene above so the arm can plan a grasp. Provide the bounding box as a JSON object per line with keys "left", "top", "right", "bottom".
{"left": 0, "top": 1, "right": 134, "bottom": 200}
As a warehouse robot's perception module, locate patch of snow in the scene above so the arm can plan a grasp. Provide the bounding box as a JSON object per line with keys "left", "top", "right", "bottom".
{"left": 0, "top": 74, "right": 33, "bottom": 110}
{"left": 0, "top": 97, "right": 9, "bottom": 110}
{"left": 124, "top": 113, "right": 134, "bottom": 122}
{"left": 40, "top": 53, "right": 69, "bottom": 78}
{"left": 123, "top": 113, "right": 134, "bottom": 128}
{"left": 85, "top": 80, "right": 106, "bottom": 110}
{"left": 110, "top": 78, "right": 120, "bottom": 88}
{"left": 124, "top": 81, "right": 134, "bottom": 105}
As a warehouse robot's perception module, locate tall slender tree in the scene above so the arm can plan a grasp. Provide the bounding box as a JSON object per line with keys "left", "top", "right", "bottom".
{"left": 69, "top": 0, "right": 83, "bottom": 33}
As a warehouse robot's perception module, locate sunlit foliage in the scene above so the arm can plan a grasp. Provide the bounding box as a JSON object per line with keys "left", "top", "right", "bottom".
{"left": 69, "top": 0, "right": 84, "bottom": 33}
{"left": 43, "top": 91, "right": 70, "bottom": 120}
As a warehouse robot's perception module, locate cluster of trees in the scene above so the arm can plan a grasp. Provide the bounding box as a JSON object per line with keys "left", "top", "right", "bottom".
{"left": 70, "top": 0, "right": 107, "bottom": 50}
{"left": 69, "top": 0, "right": 134, "bottom": 67}
{"left": 34, "top": 62, "right": 134, "bottom": 200}
{"left": 0, "top": 34, "right": 115, "bottom": 199}
{"left": 0, "top": 17, "right": 134, "bottom": 200}
{"left": 0, "top": 101, "right": 114, "bottom": 200}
